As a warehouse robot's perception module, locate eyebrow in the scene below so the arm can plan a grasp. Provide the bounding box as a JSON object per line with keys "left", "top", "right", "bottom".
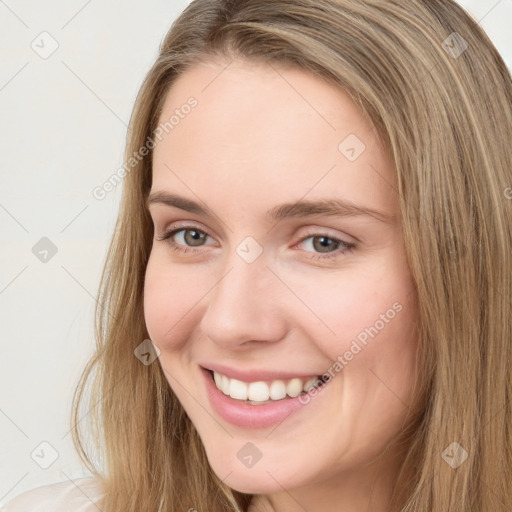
{"left": 145, "top": 191, "right": 397, "bottom": 224}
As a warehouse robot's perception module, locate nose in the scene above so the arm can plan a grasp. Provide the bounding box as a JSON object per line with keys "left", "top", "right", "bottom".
{"left": 199, "top": 254, "right": 289, "bottom": 350}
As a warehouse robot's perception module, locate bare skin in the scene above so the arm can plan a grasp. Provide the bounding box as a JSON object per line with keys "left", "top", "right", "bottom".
{"left": 144, "top": 57, "right": 420, "bottom": 512}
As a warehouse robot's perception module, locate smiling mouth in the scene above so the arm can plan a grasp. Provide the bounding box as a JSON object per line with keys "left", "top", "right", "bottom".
{"left": 207, "top": 369, "right": 327, "bottom": 404}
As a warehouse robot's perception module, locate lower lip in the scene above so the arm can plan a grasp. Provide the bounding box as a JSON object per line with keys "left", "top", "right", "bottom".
{"left": 201, "top": 367, "right": 325, "bottom": 429}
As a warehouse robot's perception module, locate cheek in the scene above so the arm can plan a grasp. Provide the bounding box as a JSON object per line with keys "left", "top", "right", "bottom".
{"left": 143, "top": 253, "right": 208, "bottom": 351}
{"left": 143, "top": 245, "right": 418, "bottom": 368}
{"left": 291, "top": 260, "right": 418, "bottom": 384}
{"left": 293, "top": 268, "right": 413, "bottom": 339}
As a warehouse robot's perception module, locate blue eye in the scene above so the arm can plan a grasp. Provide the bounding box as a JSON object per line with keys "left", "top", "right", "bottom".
{"left": 298, "top": 234, "right": 356, "bottom": 260}
{"left": 156, "top": 226, "right": 214, "bottom": 254}
{"left": 156, "top": 226, "right": 356, "bottom": 261}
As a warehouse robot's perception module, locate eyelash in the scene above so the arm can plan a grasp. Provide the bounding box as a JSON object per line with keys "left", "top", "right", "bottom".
{"left": 155, "top": 224, "right": 356, "bottom": 261}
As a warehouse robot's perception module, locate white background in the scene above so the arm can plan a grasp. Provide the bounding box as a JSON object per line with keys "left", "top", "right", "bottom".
{"left": 0, "top": 0, "right": 511, "bottom": 505}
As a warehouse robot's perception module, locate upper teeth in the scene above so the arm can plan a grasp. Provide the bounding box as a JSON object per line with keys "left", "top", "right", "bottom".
{"left": 213, "top": 371, "right": 322, "bottom": 402}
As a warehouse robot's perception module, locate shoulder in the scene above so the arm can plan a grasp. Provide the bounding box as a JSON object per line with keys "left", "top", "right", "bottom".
{"left": 1, "top": 476, "right": 104, "bottom": 512}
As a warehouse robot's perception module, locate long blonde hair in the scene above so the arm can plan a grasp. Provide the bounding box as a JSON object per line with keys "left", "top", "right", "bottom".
{"left": 71, "top": 1, "right": 512, "bottom": 510}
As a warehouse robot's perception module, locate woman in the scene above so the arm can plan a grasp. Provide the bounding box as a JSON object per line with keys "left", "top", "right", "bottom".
{"left": 4, "top": 0, "right": 511, "bottom": 511}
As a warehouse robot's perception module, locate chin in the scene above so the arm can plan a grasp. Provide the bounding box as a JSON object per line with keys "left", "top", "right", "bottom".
{"left": 221, "top": 472, "right": 286, "bottom": 495}
{"left": 205, "top": 451, "right": 303, "bottom": 495}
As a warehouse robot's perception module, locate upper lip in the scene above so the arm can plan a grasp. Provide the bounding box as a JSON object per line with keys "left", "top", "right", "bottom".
{"left": 200, "top": 363, "right": 321, "bottom": 383}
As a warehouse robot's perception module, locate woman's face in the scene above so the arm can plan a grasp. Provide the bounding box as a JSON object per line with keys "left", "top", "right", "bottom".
{"left": 144, "top": 57, "right": 419, "bottom": 503}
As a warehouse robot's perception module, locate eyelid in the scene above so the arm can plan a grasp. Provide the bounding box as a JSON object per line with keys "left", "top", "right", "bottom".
{"left": 296, "top": 226, "right": 356, "bottom": 245}
{"left": 157, "top": 221, "right": 354, "bottom": 244}
{"left": 157, "top": 220, "right": 214, "bottom": 238}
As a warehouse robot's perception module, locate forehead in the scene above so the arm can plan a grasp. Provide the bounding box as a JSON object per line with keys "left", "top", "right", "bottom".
{"left": 151, "top": 58, "right": 396, "bottom": 220}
